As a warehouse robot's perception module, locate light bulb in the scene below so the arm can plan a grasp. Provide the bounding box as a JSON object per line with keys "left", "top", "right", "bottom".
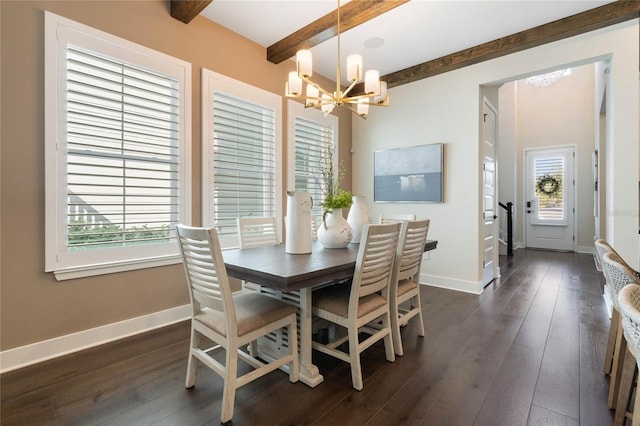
{"left": 296, "top": 50, "right": 312, "bottom": 78}
{"left": 364, "top": 70, "right": 380, "bottom": 95}
{"left": 347, "top": 54, "right": 362, "bottom": 82}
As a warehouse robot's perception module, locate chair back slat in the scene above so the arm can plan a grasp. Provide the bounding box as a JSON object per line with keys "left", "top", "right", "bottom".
{"left": 353, "top": 223, "right": 401, "bottom": 299}
{"left": 379, "top": 213, "right": 416, "bottom": 224}
{"left": 177, "top": 225, "right": 233, "bottom": 323}
{"left": 396, "top": 220, "right": 430, "bottom": 282}
{"left": 237, "top": 217, "right": 278, "bottom": 248}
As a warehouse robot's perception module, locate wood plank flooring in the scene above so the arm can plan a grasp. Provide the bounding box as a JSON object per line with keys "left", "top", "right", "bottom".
{"left": 1, "top": 249, "right": 615, "bottom": 425}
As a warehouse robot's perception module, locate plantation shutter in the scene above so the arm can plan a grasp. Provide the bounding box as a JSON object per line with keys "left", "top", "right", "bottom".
{"left": 294, "top": 117, "right": 333, "bottom": 217}
{"left": 212, "top": 93, "right": 276, "bottom": 237}
{"left": 534, "top": 156, "right": 565, "bottom": 221}
{"left": 65, "top": 45, "right": 180, "bottom": 250}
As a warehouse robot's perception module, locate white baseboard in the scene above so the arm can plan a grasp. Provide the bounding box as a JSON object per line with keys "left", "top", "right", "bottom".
{"left": 419, "top": 272, "right": 483, "bottom": 295}
{"left": 0, "top": 304, "right": 191, "bottom": 374}
{"left": 511, "top": 243, "right": 593, "bottom": 254}
{"left": 576, "top": 245, "right": 594, "bottom": 254}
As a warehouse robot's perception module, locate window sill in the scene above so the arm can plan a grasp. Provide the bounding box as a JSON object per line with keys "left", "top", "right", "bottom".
{"left": 53, "top": 255, "right": 182, "bottom": 281}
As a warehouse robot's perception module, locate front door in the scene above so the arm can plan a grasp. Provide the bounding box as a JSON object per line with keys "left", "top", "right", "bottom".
{"left": 525, "top": 146, "right": 575, "bottom": 251}
{"left": 482, "top": 99, "right": 498, "bottom": 287}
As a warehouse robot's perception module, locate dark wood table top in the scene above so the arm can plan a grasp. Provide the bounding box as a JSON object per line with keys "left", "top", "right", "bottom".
{"left": 223, "top": 239, "right": 437, "bottom": 292}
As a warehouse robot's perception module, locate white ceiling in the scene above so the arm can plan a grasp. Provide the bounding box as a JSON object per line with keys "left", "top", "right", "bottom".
{"left": 200, "top": 0, "right": 615, "bottom": 84}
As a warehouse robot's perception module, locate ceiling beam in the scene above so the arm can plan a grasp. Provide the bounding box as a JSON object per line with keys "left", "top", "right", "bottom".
{"left": 379, "top": 1, "right": 640, "bottom": 90}
{"left": 170, "top": 0, "right": 213, "bottom": 24}
{"left": 267, "top": 0, "right": 410, "bottom": 65}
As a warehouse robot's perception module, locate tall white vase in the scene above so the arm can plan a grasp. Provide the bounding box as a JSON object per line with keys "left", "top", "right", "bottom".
{"left": 317, "top": 209, "right": 353, "bottom": 249}
{"left": 285, "top": 190, "right": 312, "bottom": 254}
{"left": 346, "top": 196, "right": 370, "bottom": 244}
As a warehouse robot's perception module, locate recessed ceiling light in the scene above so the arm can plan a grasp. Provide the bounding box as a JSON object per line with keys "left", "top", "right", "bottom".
{"left": 364, "top": 37, "right": 384, "bottom": 49}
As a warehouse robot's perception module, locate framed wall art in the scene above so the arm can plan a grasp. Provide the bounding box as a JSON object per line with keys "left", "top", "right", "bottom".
{"left": 374, "top": 143, "right": 443, "bottom": 203}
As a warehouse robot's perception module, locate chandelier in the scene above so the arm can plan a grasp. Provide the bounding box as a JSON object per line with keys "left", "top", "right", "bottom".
{"left": 526, "top": 69, "right": 571, "bottom": 87}
{"left": 284, "top": 0, "right": 389, "bottom": 119}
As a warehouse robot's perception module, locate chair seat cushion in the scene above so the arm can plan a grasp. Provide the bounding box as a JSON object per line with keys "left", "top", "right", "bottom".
{"left": 194, "top": 292, "right": 297, "bottom": 337}
{"left": 313, "top": 284, "right": 386, "bottom": 318}
{"left": 397, "top": 279, "right": 418, "bottom": 297}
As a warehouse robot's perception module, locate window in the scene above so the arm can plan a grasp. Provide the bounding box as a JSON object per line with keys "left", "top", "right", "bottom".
{"left": 533, "top": 155, "right": 565, "bottom": 222}
{"left": 287, "top": 101, "right": 338, "bottom": 219}
{"left": 201, "top": 70, "right": 282, "bottom": 249}
{"left": 45, "top": 12, "right": 192, "bottom": 280}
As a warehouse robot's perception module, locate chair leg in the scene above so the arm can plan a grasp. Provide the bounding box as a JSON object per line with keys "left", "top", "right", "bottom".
{"left": 220, "top": 347, "right": 238, "bottom": 424}
{"left": 390, "top": 305, "right": 404, "bottom": 357}
{"left": 614, "top": 346, "right": 636, "bottom": 426}
{"left": 185, "top": 328, "right": 198, "bottom": 388}
{"left": 609, "top": 319, "right": 626, "bottom": 409}
{"left": 249, "top": 340, "right": 258, "bottom": 357}
{"left": 633, "top": 376, "right": 640, "bottom": 426}
{"left": 412, "top": 294, "right": 425, "bottom": 337}
{"left": 382, "top": 312, "right": 396, "bottom": 363}
{"left": 348, "top": 325, "right": 363, "bottom": 391}
{"left": 605, "top": 308, "right": 620, "bottom": 375}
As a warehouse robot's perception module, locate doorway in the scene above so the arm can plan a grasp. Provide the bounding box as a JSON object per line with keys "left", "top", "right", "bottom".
{"left": 524, "top": 146, "right": 575, "bottom": 251}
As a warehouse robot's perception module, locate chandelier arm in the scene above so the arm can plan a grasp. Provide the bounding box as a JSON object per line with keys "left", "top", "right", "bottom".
{"left": 343, "top": 93, "right": 378, "bottom": 104}
{"left": 343, "top": 102, "right": 367, "bottom": 119}
{"left": 340, "top": 79, "right": 364, "bottom": 99}
{"left": 301, "top": 75, "right": 337, "bottom": 101}
{"left": 285, "top": 93, "right": 324, "bottom": 102}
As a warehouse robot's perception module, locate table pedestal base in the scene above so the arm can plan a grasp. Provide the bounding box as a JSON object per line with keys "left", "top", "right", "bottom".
{"left": 252, "top": 287, "right": 324, "bottom": 387}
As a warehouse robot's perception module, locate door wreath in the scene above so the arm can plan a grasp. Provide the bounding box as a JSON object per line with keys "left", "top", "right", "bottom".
{"left": 536, "top": 174, "right": 560, "bottom": 196}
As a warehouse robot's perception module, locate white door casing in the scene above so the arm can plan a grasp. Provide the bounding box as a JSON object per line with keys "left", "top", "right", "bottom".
{"left": 482, "top": 99, "right": 499, "bottom": 287}
{"left": 524, "top": 146, "right": 575, "bottom": 251}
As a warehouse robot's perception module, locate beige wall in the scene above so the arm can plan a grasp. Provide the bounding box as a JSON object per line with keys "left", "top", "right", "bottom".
{"left": 514, "top": 63, "right": 596, "bottom": 251}
{"left": 0, "top": 0, "right": 352, "bottom": 351}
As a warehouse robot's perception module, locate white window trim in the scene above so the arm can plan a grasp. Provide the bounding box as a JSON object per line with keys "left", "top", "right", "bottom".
{"left": 44, "top": 12, "right": 192, "bottom": 280}
{"left": 287, "top": 99, "right": 339, "bottom": 191}
{"left": 201, "top": 69, "right": 283, "bottom": 249}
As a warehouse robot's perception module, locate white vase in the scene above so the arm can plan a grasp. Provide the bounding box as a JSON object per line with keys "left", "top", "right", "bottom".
{"left": 285, "top": 191, "right": 312, "bottom": 254}
{"left": 346, "top": 196, "right": 370, "bottom": 243}
{"left": 317, "top": 209, "right": 353, "bottom": 249}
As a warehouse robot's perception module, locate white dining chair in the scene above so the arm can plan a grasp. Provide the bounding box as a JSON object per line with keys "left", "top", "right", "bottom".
{"left": 237, "top": 216, "right": 278, "bottom": 249}
{"left": 237, "top": 216, "right": 278, "bottom": 292}
{"left": 602, "top": 250, "right": 640, "bottom": 410}
{"left": 176, "top": 224, "right": 298, "bottom": 424}
{"left": 597, "top": 239, "right": 621, "bottom": 376}
{"left": 389, "top": 219, "right": 430, "bottom": 356}
{"left": 614, "top": 283, "right": 640, "bottom": 426}
{"left": 379, "top": 213, "right": 416, "bottom": 224}
{"left": 312, "top": 223, "right": 401, "bottom": 390}
{"left": 237, "top": 215, "right": 300, "bottom": 359}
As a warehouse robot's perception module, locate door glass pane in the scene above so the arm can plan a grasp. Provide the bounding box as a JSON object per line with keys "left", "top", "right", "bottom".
{"left": 534, "top": 156, "right": 564, "bottom": 222}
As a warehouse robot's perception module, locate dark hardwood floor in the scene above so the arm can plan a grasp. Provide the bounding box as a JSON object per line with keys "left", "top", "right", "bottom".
{"left": 1, "top": 249, "right": 614, "bottom": 425}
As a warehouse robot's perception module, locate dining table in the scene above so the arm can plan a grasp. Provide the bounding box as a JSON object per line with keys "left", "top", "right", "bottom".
{"left": 223, "top": 239, "right": 438, "bottom": 387}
